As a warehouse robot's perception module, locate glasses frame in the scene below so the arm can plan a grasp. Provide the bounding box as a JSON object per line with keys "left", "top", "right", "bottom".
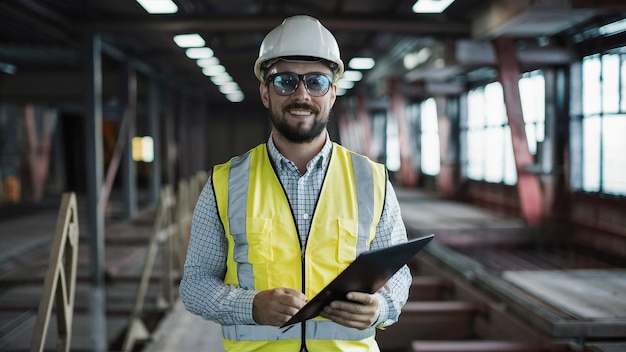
{"left": 266, "top": 72, "right": 334, "bottom": 97}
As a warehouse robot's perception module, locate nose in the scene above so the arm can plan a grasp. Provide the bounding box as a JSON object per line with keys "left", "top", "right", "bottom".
{"left": 290, "top": 78, "right": 311, "bottom": 101}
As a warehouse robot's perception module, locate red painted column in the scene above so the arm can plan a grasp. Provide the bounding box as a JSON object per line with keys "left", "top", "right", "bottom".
{"left": 24, "top": 104, "right": 53, "bottom": 202}
{"left": 493, "top": 37, "right": 544, "bottom": 225}
{"left": 434, "top": 96, "right": 455, "bottom": 198}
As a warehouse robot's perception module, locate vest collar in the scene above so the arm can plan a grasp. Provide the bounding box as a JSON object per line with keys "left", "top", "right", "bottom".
{"left": 267, "top": 132, "right": 332, "bottom": 175}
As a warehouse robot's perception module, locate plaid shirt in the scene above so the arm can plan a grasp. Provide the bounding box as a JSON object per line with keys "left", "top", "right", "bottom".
{"left": 180, "top": 134, "right": 411, "bottom": 328}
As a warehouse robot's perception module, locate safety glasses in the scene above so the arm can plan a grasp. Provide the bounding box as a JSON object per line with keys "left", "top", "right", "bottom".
{"left": 267, "top": 72, "right": 333, "bottom": 97}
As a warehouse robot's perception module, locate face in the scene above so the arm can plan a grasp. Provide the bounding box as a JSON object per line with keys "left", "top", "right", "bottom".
{"left": 260, "top": 60, "right": 337, "bottom": 144}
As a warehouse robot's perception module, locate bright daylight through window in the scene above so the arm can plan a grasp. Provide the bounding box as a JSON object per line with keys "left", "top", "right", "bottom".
{"left": 462, "top": 71, "right": 545, "bottom": 185}
{"left": 577, "top": 52, "right": 626, "bottom": 196}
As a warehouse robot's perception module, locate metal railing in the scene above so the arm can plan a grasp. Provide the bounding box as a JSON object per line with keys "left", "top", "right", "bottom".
{"left": 122, "top": 171, "right": 206, "bottom": 351}
{"left": 27, "top": 171, "right": 207, "bottom": 351}
{"left": 30, "top": 192, "right": 79, "bottom": 352}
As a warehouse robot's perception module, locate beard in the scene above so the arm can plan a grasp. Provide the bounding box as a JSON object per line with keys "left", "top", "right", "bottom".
{"left": 269, "top": 102, "right": 328, "bottom": 144}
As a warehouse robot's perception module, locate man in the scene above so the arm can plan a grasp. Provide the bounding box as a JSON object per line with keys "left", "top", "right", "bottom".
{"left": 179, "top": 15, "right": 412, "bottom": 352}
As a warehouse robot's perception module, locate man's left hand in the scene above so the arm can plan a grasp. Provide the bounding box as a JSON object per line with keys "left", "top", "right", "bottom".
{"left": 319, "top": 291, "right": 379, "bottom": 330}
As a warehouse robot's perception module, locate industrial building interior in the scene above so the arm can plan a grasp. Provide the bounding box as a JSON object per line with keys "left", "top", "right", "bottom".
{"left": 0, "top": 0, "right": 625, "bottom": 351}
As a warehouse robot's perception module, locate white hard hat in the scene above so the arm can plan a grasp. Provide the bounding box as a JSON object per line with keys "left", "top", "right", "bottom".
{"left": 254, "top": 15, "right": 344, "bottom": 82}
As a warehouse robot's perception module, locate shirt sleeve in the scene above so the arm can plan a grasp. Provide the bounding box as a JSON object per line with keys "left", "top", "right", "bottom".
{"left": 370, "top": 181, "right": 412, "bottom": 328}
{"left": 179, "top": 177, "right": 258, "bottom": 326}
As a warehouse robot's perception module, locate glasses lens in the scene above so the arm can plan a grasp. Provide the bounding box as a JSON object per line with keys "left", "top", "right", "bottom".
{"left": 270, "top": 73, "right": 332, "bottom": 96}
{"left": 272, "top": 73, "right": 299, "bottom": 95}
{"left": 304, "top": 74, "right": 331, "bottom": 96}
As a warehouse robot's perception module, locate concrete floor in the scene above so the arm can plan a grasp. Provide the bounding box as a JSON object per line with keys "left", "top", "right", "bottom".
{"left": 1, "top": 187, "right": 624, "bottom": 351}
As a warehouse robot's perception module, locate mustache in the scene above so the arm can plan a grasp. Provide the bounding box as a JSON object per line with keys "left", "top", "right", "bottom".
{"left": 284, "top": 103, "right": 320, "bottom": 114}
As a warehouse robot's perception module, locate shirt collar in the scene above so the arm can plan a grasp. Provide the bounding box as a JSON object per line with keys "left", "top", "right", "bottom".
{"left": 267, "top": 132, "right": 332, "bottom": 174}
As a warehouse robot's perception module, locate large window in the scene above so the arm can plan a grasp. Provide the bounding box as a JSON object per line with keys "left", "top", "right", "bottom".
{"left": 420, "top": 98, "right": 440, "bottom": 176}
{"left": 385, "top": 112, "right": 401, "bottom": 172}
{"left": 461, "top": 71, "right": 545, "bottom": 185}
{"left": 577, "top": 52, "right": 626, "bottom": 196}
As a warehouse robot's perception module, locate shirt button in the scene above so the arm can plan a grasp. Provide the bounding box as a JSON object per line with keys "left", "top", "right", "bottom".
{"left": 303, "top": 213, "right": 309, "bottom": 220}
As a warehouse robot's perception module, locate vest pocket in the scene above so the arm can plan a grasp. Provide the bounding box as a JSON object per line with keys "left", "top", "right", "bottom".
{"left": 336, "top": 218, "right": 358, "bottom": 264}
{"left": 230, "top": 217, "right": 273, "bottom": 264}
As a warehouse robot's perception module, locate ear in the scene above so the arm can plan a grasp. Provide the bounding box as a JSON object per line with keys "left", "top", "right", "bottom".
{"left": 329, "top": 83, "right": 337, "bottom": 107}
{"left": 260, "top": 82, "right": 270, "bottom": 108}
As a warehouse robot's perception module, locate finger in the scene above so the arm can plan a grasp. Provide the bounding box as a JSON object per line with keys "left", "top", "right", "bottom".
{"left": 329, "top": 299, "right": 375, "bottom": 315}
{"left": 275, "top": 303, "right": 303, "bottom": 317}
{"left": 278, "top": 294, "right": 307, "bottom": 310}
{"left": 320, "top": 309, "right": 371, "bottom": 329}
{"left": 278, "top": 288, "right": 308, "bottom": 306}
{"left": 281, "top": 287, "right": 308, "bottom": 300}
{"left": 267, "top": 302, "right": 301, "bottom": 325}
{"left": 346, "top": 291, "right": 374, "bottom": 305}
{"left": 328, "top": 302, "right": 374, "bottom": 319}
{"left": 254, "top": 288, "right": 306, "bottom": 326}
{"left": 321, "top": 299, "right": 378, "bottom": 329}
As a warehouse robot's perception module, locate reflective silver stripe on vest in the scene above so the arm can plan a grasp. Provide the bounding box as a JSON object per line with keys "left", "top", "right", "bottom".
{"left": 351, "top": 153, "right": 375, "bottom": 254}
{"left": 223, "top": 320, "right": 374, "bottom": 341}
{"left": 228, "top": 152, "right": 254, "bottom": 289}
{"left": 304, "top": 320, "right": 374, "bottom": 340}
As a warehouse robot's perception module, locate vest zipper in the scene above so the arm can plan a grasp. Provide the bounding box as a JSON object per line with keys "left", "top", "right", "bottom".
{"left": 300, "top": 252, "right": 307, "bottom": 351}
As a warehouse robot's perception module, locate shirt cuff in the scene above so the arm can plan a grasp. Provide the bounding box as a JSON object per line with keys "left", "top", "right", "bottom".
{"left": 233, "top": 289, "right": 259, "bottom": 325}
{"left": 373, "top": 293, "right": 390, "bottom": 329}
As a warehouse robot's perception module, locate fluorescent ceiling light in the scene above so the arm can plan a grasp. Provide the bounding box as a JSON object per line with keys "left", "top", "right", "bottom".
{"left": 342, "top": 70, "right": 363, "bottom": 81}
{"left": 202, "top": 65, "right": 225, "bottom": 76}
{"left": 403, "top": 47, "right": 432, "bottom": 70}
{"left": 210, "top": 74, "right": 233, "bottom": 85}
{"left": 348, "top": 57, "right": 375, "bottom": 70}
{"left": 226, "top": 92, "right": 244, "bottom": 102}
{"left": 336, "top": 79, "right": 355, "bottom": 90}
{"left": 186, "top": 47, "right": 214, "bottom": 59}
{"left": 219, "top": 82, "right": 240, "bottom": 94}
{"left": 0, "top": 62, "right": 16, "bottom": 74}
{"left": 599, "top": 18, "right": 626, "bottom": 36}
{"left": 197, "top": 57, "right": 220, "bottom": 67}
{"left": 136, "top": 0, "right": 178, "bottom": 14}
{"left": 173, "top": 34, "right": 205, "bottom": 48}
{"left": 412, "top": 0, "right": 455, "bottom": 13}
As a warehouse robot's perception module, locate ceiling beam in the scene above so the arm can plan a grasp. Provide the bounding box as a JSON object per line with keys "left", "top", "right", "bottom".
{"left": 78, "top": 15, "right": 470, "bottom": 36}
{"left": 471, "top": 0, "right": 599, "bottom": 39}
{"left": 17, "top": 0, "right": 72, "bottom": 28}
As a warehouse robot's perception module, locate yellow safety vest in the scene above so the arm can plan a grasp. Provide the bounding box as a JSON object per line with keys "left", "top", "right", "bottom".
{"left": 212, "top": 142, "right": 386, "bottom": 351}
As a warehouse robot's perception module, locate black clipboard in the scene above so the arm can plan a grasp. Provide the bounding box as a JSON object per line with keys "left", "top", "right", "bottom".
{"left": 280, "top": 234, "right": 435, "bottom": 329}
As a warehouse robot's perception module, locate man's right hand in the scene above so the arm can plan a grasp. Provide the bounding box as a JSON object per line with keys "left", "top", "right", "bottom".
{"left": 252, "top": 287, "right": 308, "bottom": 326}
